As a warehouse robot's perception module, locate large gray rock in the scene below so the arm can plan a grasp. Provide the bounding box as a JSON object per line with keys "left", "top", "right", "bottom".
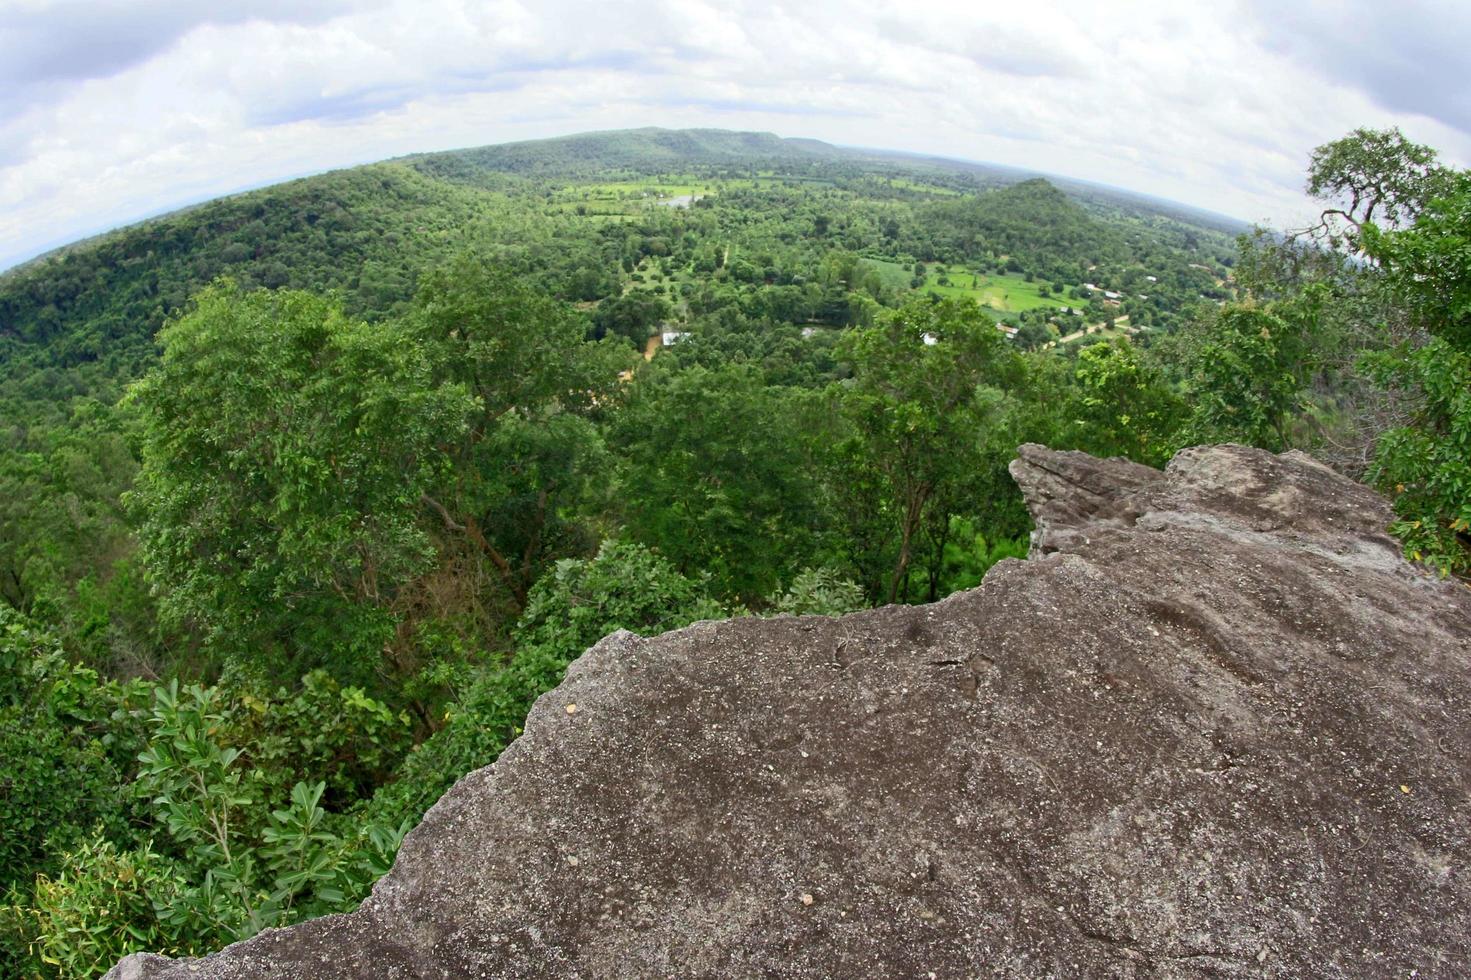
{"left": 110, "top": 444, "right": 1471, "bottom": 978}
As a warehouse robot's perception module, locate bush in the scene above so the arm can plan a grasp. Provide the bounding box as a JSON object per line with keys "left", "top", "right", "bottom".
{"left": 362, "top": 540, "right": 725, "bottom": 830}
{"left": 0, "top": 837, "right": 194, "bottom": 979}
{"left": 0, "top": 608, "right": 145, "bottom": 894}
{"left": 1367, "top": 339, "right": 1471, "bottom": 577}
{"left": 223, "top": 670, "right": 413, "bottom": 812}
{"left": 514, "top": 540, "right": 726, "bottom": 660}
{"left": 767, "top": 568, "right": 868, "bottom": 616}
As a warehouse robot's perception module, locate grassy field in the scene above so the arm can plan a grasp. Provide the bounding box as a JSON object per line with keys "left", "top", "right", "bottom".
{"left": 880, "top": 177, "right": 963, "bottom": 195}
{"left": 549, "top": 172, "right": 836, "bottom": 217}
{"left": 1054, "top": 316, "right": 1134, "bottom": 348}
{"left": 923, "top": 269, "right": 1073, "bottom": 312}
{"left": 861, "top": 260, "right": 1074, "bottom": 313}
{"left": 861, "top": 258, "right": 917, "bottom": 292}
{"left": 549, "top": 178, "right": 713, "bottom": 216}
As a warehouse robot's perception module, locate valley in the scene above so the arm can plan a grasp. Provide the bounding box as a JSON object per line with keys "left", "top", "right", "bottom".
{"left": 2, "top": 126, "right": 1464, "bottom": 976}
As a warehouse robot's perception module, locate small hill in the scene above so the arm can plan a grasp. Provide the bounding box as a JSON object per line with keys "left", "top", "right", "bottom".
{"left": 918, "top": 177, "right": 1130, "bottom": 278}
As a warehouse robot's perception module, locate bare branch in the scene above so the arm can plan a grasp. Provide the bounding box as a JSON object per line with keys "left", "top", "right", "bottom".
{"left": 421, "top": 493, "right": 465, "bottom": 533}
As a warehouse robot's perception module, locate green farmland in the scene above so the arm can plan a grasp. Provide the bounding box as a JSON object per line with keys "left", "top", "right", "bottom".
{"left": 862, "top": 260, "right": 1073, "bottom": 313}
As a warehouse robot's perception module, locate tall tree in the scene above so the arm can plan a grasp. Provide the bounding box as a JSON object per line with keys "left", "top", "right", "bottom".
{"left": 830, "top": 298, "right": 1020, "bottom": 603}
{"left": 1215, "top": 128, "right": 1468, "bottom": 575}
{"left": 1180, "top": 305, "right": 1317, "bottom": 452}
{"left": 128, "top": 282, "right": 473, "bottom": 679}
{"left": 1362, "top": 174, "right": 1471, "bottom": 576}
{"left": 1305, "top": 127, "right": 1457, "bottom": 249}
{"left": 611, "top": 362, "right": 823, "bottom": 603}
{"left": 407, "top": 256, "right": 635, "bottom": 613}
{"left": 1070, "top": 338, "right": 1186, "bottom": 467}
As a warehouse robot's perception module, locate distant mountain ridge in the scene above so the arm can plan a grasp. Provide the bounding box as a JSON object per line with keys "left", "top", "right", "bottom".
{"left": 397, "top": 127, "right": 1250, "bottom": 232}
{"left": 2, "top": 128, "right": 1247, "bottom": 281}
{"left": 0, "top": 125, "right": 1242, "bottom": 433}
{"left": 400, "top": 127, "right": 844, "bottom": 181}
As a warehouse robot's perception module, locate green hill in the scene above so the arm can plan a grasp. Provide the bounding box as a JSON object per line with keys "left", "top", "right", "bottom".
{"left": 0, "top": 126, "right": 1239, "bottom": 670}
{"left": 403, "top": 127, "right": 843, "bottom": 184}
{"left": 916, "top": 178, "right": 1130, "bottom": 279}
{"left": 5, "top": 123, "right": 1460, "bottom": 976}
{"left": 0, "top": 129, "right": 1236, "bottom": 408}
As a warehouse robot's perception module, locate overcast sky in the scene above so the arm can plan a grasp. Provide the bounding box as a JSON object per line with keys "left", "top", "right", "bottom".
{"left": 3, "top": 0, "right": 1469, "bottom": 271}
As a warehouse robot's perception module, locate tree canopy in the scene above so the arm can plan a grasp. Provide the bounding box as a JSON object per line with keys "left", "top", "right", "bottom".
{"left": 127, "top": 282, "right": 473, "bottom": 678}
{"left": 3, "top": 126, "right": 1468, "bottom": 973}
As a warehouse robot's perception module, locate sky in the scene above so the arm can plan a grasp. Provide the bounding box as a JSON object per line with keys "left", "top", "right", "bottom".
{"left": 2, "top": 0, "right": 1470, "bottom": 272}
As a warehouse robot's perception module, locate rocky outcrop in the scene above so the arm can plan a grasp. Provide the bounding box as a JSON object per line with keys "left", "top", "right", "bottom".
{"left": 110, "top": 444, "right": 1471, "bottom": 978}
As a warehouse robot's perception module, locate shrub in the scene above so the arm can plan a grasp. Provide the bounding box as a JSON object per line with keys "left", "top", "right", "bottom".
{"left": 768, "top": 568, "right": 868, "bottom": 617}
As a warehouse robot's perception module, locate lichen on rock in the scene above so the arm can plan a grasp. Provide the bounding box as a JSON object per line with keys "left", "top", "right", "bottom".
{"left": 110, "top": 444, "right": 1471, "bottom": 978}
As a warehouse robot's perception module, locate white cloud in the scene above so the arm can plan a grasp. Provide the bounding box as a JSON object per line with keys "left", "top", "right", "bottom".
{"left": 2, "top": 0, "right": 1468, "bottom": 270}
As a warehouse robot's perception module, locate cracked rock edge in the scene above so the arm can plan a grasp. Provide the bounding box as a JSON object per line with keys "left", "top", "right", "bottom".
{"left": 109, "top": 444, "right": 1471, "bottom": 979}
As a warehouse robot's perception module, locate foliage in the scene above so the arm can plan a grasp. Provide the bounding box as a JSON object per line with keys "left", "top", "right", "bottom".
{"left": 514, "top": 540, "right": 726, "bottom": 661}
{"left": 363, "top": 540, "right": 724, "bottom": 829}
{"left": 0, "top": 400, "right": 158, "bottom": 674}
{"left": 928, "top": 520, "right": 1031, "bottom": 594}
{"left": 127, "top": 282, "right": 474, "bottom": 679}
{"left": 830, "top": 298, "right": 1022, "bottom": 602}
{"left": 767, "top": 567, "right": 868, "bottom": 617}
{"left": 0, "top": 837, "right": 195, "bottom": 978}
{"left": 408, "top": 258, "right": 633, "bottom": 612}
{"left": 1362, "top": 173, "right": 1471, "bottom": 352}
{"left": 613, "top": 364, "right": 823, "bottom": 602}
{"left": 1070, "top": 338, "right": 1186, "bottom": 466}
{"left": 1306, "top": 127, "right": 1456, "bottom": 247}
{"left": 1360, "top": 174, "right": 1471, "bottom": 575}
{"left": 1366, "top": 340, "right": 1471, "bottom": 576}
{"left": 0, "top": 607, "right": 146, "bottom": 896}
{"left": 1219, "top": 128, "right": 1469, "bottom": 576}
{"left": 594, "top": 290, "right": 673, "bottom": 343}
{"left": 132, "top": 681, "right": 409, "bottom": 943}
{"left": 228, "top": 670, "right": 413, "bottom": 809}
{"left": 11, "top": 126, "right": 1458, "bottom": 971}
{"left": 1181, "top": 305, "right": 1317, "bottom": 451}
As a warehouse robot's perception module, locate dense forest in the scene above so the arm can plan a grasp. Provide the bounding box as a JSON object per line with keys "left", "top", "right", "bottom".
{"left": 0, "top": 127, "right": 1465, "bottom": 976}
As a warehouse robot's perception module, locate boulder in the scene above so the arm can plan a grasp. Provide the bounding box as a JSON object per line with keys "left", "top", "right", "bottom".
{"left": 110, "top": 444, "right": 1471, "bottom": 978}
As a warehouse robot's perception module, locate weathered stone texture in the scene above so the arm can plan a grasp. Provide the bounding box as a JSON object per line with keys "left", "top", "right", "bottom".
{"left": 110, "top": 444, "right": 1471, "bottom": 978}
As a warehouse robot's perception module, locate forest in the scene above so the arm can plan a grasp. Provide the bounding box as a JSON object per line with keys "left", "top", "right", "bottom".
{"left": 0, "top": 126, "right": 1466, "bottom": 976}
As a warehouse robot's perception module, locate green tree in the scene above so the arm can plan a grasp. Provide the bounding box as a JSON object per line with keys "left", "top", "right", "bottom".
{"left": 1365, "top": 340, "right": 1471, "bottom": 576}
{"left": 1362, "top": 174, "right": 1471, "bottom": 352}
{"left": 612, "top": 363, "right": 822, "bottom": 602}
{"left": 127, "top": 282, "right": 473, "bottom": 678}
{"left": 0, "top": 400, "right": 155, "bottom": 672}
{"left": 1212, "top": 129, "right": 1468, "bottom": 575}
{"left": 767, "top": 567, "right": 867, "bottom": 617}
{"left": 1306, "top": 127, "right": 1456, "bottom": 249}
{"left": 830, "top": 298, "right": 1021, "bottom": 602}
{"left": 1071, "top": 338, "right": 1185, "bottom": 466}
{"left": 1181, "top": 305, "right": 1316, "bottom": 451}
{"left": 360, "top": 540, "right": 724, "bottom": 830}
{"left": 0, "top": 607, "right": 145, "bottom": 895}
{"left": 1361, "top": 174, "right": 1471, "bottom": 575}
{"left": 592, "top": 290, "right": 673, "bottom": 344}
{"left": 1, "top": 838, "right": 196, "bottom": 977}
{"left": 408, "top": 257, "right": 634, "bottom": 614}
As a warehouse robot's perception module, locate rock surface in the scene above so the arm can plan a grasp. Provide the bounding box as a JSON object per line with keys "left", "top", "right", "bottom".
{"left": 110, "top": 444, "right": 1471, "bottom": 978}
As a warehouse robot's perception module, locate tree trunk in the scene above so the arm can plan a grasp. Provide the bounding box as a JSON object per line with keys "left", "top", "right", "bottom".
{"left": 886, "top": 484, "right": 931, "bottom": 604}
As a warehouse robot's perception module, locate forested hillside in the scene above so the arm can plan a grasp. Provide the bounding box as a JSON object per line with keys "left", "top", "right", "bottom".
{"left": 1, "top": 127, "right": 1465, "bottom": 977}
